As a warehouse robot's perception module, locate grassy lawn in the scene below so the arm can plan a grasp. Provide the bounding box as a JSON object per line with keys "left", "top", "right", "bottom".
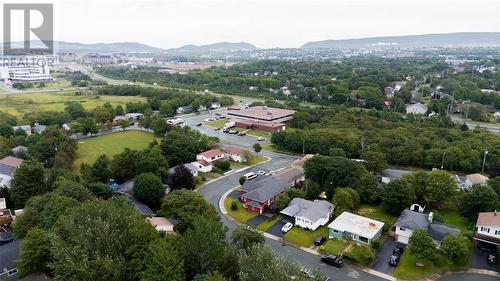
{"left": 245, "top": 130, "right": 271, "bottom": 138}
{"left": 323, "top": 238, "right": 349, "bottom": 255}
{"left": 256, "top": 215, "right": 283, "bottom": 231}
{"left": 284, "top": 226, "right": 329, "bottom": 248}
{"left": 356, "top": 204, "right": 397, "bottom": 226}
{"left": 206, "top": 119, "right": 229, "bottom": 128}
{"left": 224, "top": 197, "right": 257, "bottom": 223}
{"left": 0, "top": 91, "right": 145, "bottom": 118}
{"left": 249, "top": 155, "right": 267, "bottom": 165}
{"left": 74, "top": 131, "right": 157, "bottom": 170}
{"left": 394, "top": 251, "right": 456, "bottom": 280}
{"left": 438, "top": 210, "right": 473, "bottom": 231}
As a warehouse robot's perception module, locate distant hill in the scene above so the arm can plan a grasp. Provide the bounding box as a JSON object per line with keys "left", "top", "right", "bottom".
{"left": 302, "top": 32, "right": 500, "bottom": 49}
{"left": 3, "top": 41, "right": 164, "bottom": 54}
{"left": 166, "top": 42, "right": 257, "bottom": 53}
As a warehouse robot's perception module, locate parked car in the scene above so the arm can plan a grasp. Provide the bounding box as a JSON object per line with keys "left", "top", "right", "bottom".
{"left": 281, "top": 222, "right": 293, "bottom": 233}
{"left": 393, "top": 245, "right": 405, "bottom": 256}
{"left": 257, "top": 170, "right": 266, "bottom": 175}
{"left": 238, "top": 132, "right": 246, "bottom": 136}
{"left": 320, "top": 255, "right": 343, "bottom": 267}
{"left": 267, "top": 170, "right": 275, "bottom": 175}
{"left": 300, "top": 268, "right": 315, "bottom": 279}
{"left": 196, "top": 123, "right": 202, "bottom": 126}
{"left": 244, "top": 172, "right": 257, "bottom": 180}
{"left": 223, "top": 129, "right": 229, "bottom": 133}
{"left": 314, "top": 236, "right": 326, "bottom": 246}
{"left": 488, "top": 253, "right": 497, "bottom": 265}
{"left": 257, "top": 137, "right": 267, "bottom": 141}
{"left": 389, "top": 254, "right": 400, "bottom": 266}
{"left": 229, "top": 130, "right": 238, "bottom": 134}
{"left": 214, "top": 127, "right": 221, "bottom": 131}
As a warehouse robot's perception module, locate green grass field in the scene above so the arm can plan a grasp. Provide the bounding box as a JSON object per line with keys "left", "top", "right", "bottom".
{"left": 323, "top": 239, "right": 349, "bottom": 255}
{"left": 224, "top": 197, "right": 257, "bottom": 223}
{"left": 206, "top": 119, "right": 230, "bottom": 128}
{"left": 0, "top": 91, "right": 146, "bottom": 118}
{"left": 356, "top": 204, "right": 397, "bottom": 226}
{"left": 74, "top": 131, "right": 157, "bottom": 170}
{"left": 438, "top": 210, "right": 473, "bottom": 231}
{"left": 284, "top": 226, "right": 329, "bottom": 248}
{"left": 394, "top": 251, "right": 457, "bottom": 280}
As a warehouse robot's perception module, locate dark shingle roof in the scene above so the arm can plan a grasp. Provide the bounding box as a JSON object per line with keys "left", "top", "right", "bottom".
{"left": 395, "top": 210, "right": 429, "bottom": 230}
{"left": 428, "top": 223, "right": 460, "bottom": 242}
{"left": 0, "top": 240, "right": 20, "bottom": 272}
{"left": 241, "top": 177, "right": 291, "bottom": 202}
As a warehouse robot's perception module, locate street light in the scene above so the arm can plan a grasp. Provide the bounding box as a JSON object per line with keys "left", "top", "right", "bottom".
{"left": 482, "top": 150, "right": 489, "bottom": 173}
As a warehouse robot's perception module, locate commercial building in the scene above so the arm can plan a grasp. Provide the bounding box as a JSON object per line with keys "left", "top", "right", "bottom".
{"left": 227, "top": 106, "right": 295, "bottom": 123}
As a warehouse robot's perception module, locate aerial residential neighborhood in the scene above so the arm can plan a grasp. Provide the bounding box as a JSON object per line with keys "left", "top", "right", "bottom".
{"left": 0, "top": 1, "right": 498, "bottom": 281}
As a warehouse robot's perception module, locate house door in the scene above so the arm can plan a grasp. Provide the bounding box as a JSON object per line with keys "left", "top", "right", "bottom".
{"left": 352, "top": 233, "right": 358, "bottom": 241}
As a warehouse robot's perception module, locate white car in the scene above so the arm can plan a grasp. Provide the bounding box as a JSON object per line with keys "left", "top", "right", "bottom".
{"left": 267, "top": 170, "right": 275, "bottom": 176}
{"left": 257, "top": 137, "right": 267, "bottom": 141}
{"left": 257, "top": 170, "right": 266, "bottom": 175}
{"left": 281, "top": 222, "right": 293, "bottom": 233}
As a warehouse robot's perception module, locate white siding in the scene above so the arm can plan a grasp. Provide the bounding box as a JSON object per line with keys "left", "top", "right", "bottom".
{"left": 477, "top": 224, "right": 500, "bottom": 238}
{"left": 395, "top": 225, "right": 414, "bottom": 244}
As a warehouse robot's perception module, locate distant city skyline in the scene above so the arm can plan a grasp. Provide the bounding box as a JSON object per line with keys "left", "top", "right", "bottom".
{"left": 5, "top": 0, "right": 500, "bottom": 49}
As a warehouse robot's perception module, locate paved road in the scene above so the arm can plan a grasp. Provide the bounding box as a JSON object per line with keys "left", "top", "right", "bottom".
{"left": 436, "top": 273, "right": 500, "bottom": 281}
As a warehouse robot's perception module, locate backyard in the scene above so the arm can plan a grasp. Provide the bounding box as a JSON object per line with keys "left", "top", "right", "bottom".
{"left": 73, "top": 131, "right": 157, "bottom": 170}
{"left": 394, "top": 251, "right": 458, "bottom": 280}
{"left": 0, "top": 91, "right": 145, "bottom": 118}
{"left": 356, "top": 204, "right": 397, "bottom": 226}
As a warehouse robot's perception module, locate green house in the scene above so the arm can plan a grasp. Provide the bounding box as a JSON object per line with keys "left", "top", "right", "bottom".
{"left": 327, "top": 212, "right": 384, "bottom": 245}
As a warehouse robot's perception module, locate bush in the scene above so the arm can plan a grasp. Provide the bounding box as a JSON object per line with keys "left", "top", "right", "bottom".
{"left": 215, "top": 160, "right": 230, "bottom": 171}
{"left": 231, "top": 201, "right": 238, "bottom": 211}
{"left": 133, "top": 173, "right": 165, "bottom": 210}
{"left": 319, "top": 245, "right": 325, "bottom": 252}
{"left": 371, "top": 239, "right": 382, "bottom": 251}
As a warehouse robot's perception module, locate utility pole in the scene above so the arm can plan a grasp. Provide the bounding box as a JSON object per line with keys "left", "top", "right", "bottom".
{"left": 482, "top": 150, "right": 488, "bottom": 173}
{"left": 302, "top": 139, "right": 305, "bottom": 156}
{"left": 465, "top": 99, "right": 470, "bottom": 121}
{"left": 441, "top": 151, "right": 446, "bottom": 170}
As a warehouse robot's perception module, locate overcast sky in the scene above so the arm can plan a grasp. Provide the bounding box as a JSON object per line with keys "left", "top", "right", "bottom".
{"left": 5, "top": 0, "right": 500, "bottom": 48}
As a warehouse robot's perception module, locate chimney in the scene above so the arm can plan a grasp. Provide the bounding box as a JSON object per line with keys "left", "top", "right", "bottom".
{"left": 428, "top": 212, "right": 433, "bottom": 223}
{"left": 495, "top": 210, "right": 497, "bottom": 216}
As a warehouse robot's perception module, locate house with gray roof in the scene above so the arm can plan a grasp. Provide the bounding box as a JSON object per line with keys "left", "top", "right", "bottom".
{"left": 240, "top": 176, "right": 292, "bottom": 214}
{"left": 394, "top": 209, "right": 460, "bottom": 246}
{"left": 12, "top": 125, "right": 31, "bottom": 136}
{"left": 0, "top": 239, "right": 20, "bottom": 280}
{"left": 280, "top": 198, "right": 334, "bottom": 230}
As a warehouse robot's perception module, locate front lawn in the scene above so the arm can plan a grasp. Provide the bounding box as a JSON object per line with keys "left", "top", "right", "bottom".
{"left": 356, "top": 204, "right": 397, "bottom": 226}
{"left": 224, "top": 197, "right": 257, "bottom": 223}
{"left": 248, "top": 155, "right": 267, "bottom": 165}
{"left": 438, "top": 210, "right": 473, "bottom": 231}
{"left": 284, "top": 226, "right": 329, "bottom": 248}
{"left": 322, "top": 238, "right": 349, "bottom": 255}
{"left": 246, "top": 130, "right": 271, "bottom": 138}
{"left": 256, "top": 215, "right": 283, "bottom": 231}
{"left": 394, "top": 251, "right": 456, "bottom": 280}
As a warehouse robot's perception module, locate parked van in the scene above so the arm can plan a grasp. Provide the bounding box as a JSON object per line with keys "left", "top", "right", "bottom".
{"left": 244, "top": 172, "right": 257, "bottom": 180}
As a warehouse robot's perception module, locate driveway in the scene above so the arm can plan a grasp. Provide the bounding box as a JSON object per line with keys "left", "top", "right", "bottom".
{"left": 266, "top": 216, "right": 294, "bottom": 238}
{"left": 470, "top": 242, "right": 499, "bottom": 272}
{"left": 372, "top": 237, "right": 404, "bottom": 275}
{"left": 247, "top": 215, "right": 269, "bottom": 227}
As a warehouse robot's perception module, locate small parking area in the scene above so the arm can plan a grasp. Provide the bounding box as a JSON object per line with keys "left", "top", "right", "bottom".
{"left": 266, "top": 216, "right": 294, "bottom": 238}
{"left": 246, "top": 215, "right": 269, "bottom": 227}
{"left": 372, "top": 237, "right": 405, "bottom": 275}
{"left": 470, "top": 243, "right": 499, "bottom": 272}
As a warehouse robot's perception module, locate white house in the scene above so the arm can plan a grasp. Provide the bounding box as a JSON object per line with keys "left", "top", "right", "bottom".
{"left": 196, "top": 148, "right": 225, "bottom": 163}
{"left": 169, "top": 164, "right": 199, "bottom": 177}
{"left": 474, "top": 212, "right": 500, "bottom": 246}
{"left": 224, "top": 146, "right": 246, "bottom": 163}
{"left": 328, "top": 212, "right": 384, "bottom": 245}
{"left": 12, "top": 125, "right": 32, "bottom": 136}
{"left": 280, "top": 198, "right": 334, "bottom": 231}
{"left": 0, "top": 156, "right": 23, "bottom": 188}
{"left": 465, "top": 173, "right": 489, "bottom": 189}
{"left": 191, "top": 160, "right": 213, "bottom": 173}
{"left": 406, "top": 103, "right": 428, "bottom": 115}
{"left": 394, "top": 209, "right": 459, "bottom": 245}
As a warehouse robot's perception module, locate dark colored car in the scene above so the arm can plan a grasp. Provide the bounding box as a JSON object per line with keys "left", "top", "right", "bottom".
{"left": 223, "top": 129, "right": 229, "bottom": 133}
{"left": 238, "top": 132, "right": 246, "bottom": 136}
{"left": 389, "top": 254, "right": 400, "bottom": 266}
{"left": 314, "top": 236, "right": 326, "bottom": 246}
{"left": 214, "top": 127, "right": 221, "bottom": 130}
{"left": 487, "top": 253, "right": 497, "bottom": 265}
{"left": 320, "top": 255, "right": 343, "bottom": 268}
{"left": 393, "top": 245, "right": 405, "bottom": 256}
{"left": 196, "top": 123, "right": 202, "bottom": 126}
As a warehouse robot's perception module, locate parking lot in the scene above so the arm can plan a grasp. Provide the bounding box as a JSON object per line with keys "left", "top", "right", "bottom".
{"left": 266, "top": 216, "right": 294, "bottom": 238}
{"left": 372, "top": 237, "right": 405, "bottom": 275}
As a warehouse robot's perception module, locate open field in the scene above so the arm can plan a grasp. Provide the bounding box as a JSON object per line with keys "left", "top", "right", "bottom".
{"left": 74, "top": 131, "right": 157, "bottom": 170}
{"left": 0, "top": 91, "right": 146, "bottom": 118}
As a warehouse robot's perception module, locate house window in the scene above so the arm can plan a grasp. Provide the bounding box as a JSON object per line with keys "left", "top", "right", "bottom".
{"left": 332, "top": 229, "right": 339, "bottom": 233}
{"left": 481, "top": 227, "right": 490, "bottom": 233}
{"left": 399, "top": 227, "right": 405, "bottom": 231}
{"left": 359, "top": 236, "right": 369, "bottom": 243}
{"left": 495, "top": 230, "right": 500, "bottom": 236}
{"left": 8, "top": 268, "right": 18, "bottom": 276}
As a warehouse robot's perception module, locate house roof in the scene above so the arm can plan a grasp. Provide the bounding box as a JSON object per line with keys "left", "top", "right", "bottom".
{"left": 224, "top": 145, "right": 244, "bottom": 155}
{"left": 196, "top": 160, "right": 211, "bottom": 167}
{"left": 0, "top": 156, "right": 23, "bottom": 168}
{"left": 292, "top": 154, "right": 314, "bottom": 167}
{"left": 240, "top": 177, "right": 291, "bottom": 203}
{"left": 466, "top": 173, "right": 489, "bottom": 185}
{"left": 476, "top": 212, "right": 500, "bottom": 226}
{"left": 280, "top": 198, "right": 333, "bottom": 222}
{"left": 198, "top": 148, "right": 223, "bottom": 159}
{"left": 394, "top": 209, "right": 429, "bottom": 230}
{"left": 382, "top": 169, "right": 414, "bottom": 179}
{"left": 146, "top": 217, "right": 174, "bottom": 228}
{"left": 428, "top": 222, "right": 460, "bottom": 242}
{"left": 275, "top": 167, "right": 304, "bottom": 183}
{"left": 328, "top": 212, "right": 384, "bottom": 240}
{"left": 406, "top": 103, "right": 428, "bottom": 112}
{"left": 11, "top": 146, "right": 28, "bottom": 154}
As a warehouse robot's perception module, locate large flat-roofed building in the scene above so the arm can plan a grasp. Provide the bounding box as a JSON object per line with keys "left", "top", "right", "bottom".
{"left": 234, "top": 119, "right": 286, "bottom": 133}
{"left": 227, "top": 106, "right": 295, "bottom": 123}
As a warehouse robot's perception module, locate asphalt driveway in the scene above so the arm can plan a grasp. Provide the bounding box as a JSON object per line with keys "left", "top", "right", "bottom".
{"left": 266, "top": 216, "right": 294, "bottom": 238}
{"left": 470, "top": 242, "right": 499, "bottom": 272}
{"left": 372, "top": 237, "right": 405, "bottom": 275}
{"left": 247, "top": 215, "right": 269, "bottom": 227}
